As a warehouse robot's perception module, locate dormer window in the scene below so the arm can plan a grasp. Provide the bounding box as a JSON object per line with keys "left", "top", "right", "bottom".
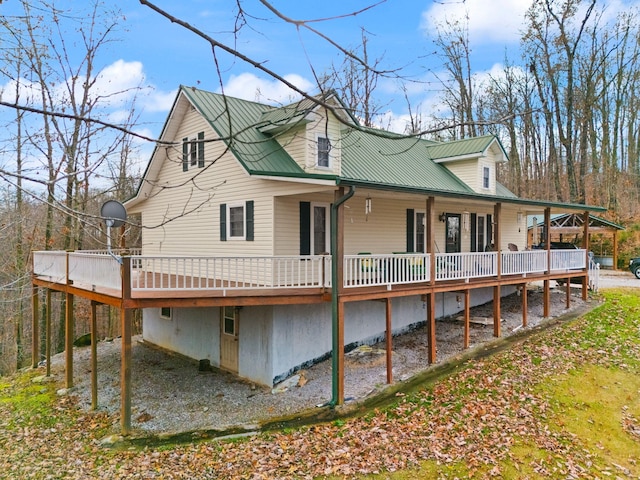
{"left": 317, "top": 136, "right": 331, "bottom": 168}
{"left": 482, "top": 166, "right": 490, "bottom": 189}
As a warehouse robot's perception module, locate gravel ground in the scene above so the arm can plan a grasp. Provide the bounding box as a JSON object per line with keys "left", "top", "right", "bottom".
{"left": 49, "top": 274, "right": 632, "bottom": 436}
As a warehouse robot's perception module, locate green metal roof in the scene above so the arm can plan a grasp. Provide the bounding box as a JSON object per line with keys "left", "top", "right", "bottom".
{"left": 339, "top": 128, "right": 474, "bottom": 194}
{"left": 181, "top": 87, "right": 307, "bottom": 177}
{"left": 178, "top": 86, "right": 606, "bottom": 213}
{"left": 424, "top": 134, "right": 506, "bottom": 162}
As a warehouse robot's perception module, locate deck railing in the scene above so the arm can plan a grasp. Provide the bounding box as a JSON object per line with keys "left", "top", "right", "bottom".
{"left": 130, "top": 255, "right": 330, "bottom": 291}
{"left": 501, "top": 250, "right": 547, "bottom": 276}
{"left": 33, "top": 249, "right": 590, "bottom": 295}
{"left": 435, "top": 252, "right": 497, "bottom": 281}
{"left": 344, "top": 253, "right": 430, "bottom": 288}
{"left": 550, "top": 249, "right": 587, "bottom": 271}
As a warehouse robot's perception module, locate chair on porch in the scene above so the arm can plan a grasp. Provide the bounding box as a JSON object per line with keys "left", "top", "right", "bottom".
{"left": 508, "top": 243, "right": 518, "bottom": 251}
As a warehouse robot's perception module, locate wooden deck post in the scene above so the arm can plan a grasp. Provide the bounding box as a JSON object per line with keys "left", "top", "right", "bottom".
{"left": 427, "top": 197, "right": 435, "bottom": 285}
{"left": 31, "top": 285, "right": 39, "bottom": 368}
{"left": 544, "top": 208, "right": 551, "bottom": 318}
{"left": 493, "top": 286, "right": 501, "bottom": 337}
{"left": 46, "top": 289, "right": 51, "bottom": 377}
{"left": 613, "top": 230, "right": 618, "bottom": 271}
{"left": 91, "top": 301, "right": 98, "bottom": 411}
{"left": 521, "top": 283, "right": 528, "bottom": 328}
{"left": 463, "top": 289, "right": 470, "bottom": 349}
{"left": 582, "top": 210, "right": 590, "bottom": 300}
{"left": 493, "top": 203, "right": 501, "bottom": 338}
{"left": 565, "top": 280, "right": 571, "bottom": 308}
{"left": 385, "top": 298, "right": 392, "bottom": 384}
{"left": 427, "top": 293, "right": 436, "bottom": 364}
{"left": 120, "top": 305, "right": 132, "bottom": 435}
{"left": 65, "top": 291, "right": 74, "bottom": 388}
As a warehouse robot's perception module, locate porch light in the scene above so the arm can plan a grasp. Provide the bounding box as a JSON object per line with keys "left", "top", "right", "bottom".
{"left": 462, "top": 211, "right": 470, "bottom": 232}
{"left": 439, "top": 213, "right": 446, "bottom": 222}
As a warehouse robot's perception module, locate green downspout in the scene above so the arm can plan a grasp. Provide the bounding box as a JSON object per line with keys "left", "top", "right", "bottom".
{"left": 330, "top": 185, "right": 356, "bottom": 406}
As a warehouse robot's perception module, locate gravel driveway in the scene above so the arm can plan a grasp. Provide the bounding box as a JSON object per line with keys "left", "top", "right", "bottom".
{"left": 595, "top": 269, "right": 640, "bottom": 289}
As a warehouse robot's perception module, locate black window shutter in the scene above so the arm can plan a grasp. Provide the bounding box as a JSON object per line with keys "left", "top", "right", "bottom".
{"left": 406, "top": 209, "right": 414, "bottom": 252}
{"left": 246, "top": 200, "right": 254, "bottom": 241}
{"left": 220, "top": 204, "right": 227, "bottom": 241}
{"left": 299, "top": 202, "right": 311, "bottom": 255}
{"left": 182, "top": 137, "right": 189, "bottom": 172}
{"left": 470, "top": 213, "right": 477, "bottom": 252}
{"left": 197, "top": 131, "right": 205, "bottom": 168}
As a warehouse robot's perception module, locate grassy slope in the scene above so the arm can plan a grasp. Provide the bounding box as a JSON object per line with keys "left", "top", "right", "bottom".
{"left": 0, "top": 289, "right": 638, "bottom": 479}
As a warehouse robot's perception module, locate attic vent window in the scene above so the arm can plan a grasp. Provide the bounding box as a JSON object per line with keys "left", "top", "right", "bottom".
{"left": 317, "top": 136, "right": 331, "bottom": 168}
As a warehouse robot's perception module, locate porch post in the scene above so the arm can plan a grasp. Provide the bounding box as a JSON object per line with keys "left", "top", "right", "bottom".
{"left": 330, "top": 186, "right": 355, "bottom": 406}
{"left": 31, "top": 285, "right": 39, "bottom": 368}
{"left": 582, "top": 210, "right": 589, "bottom": 300}
{"left": 427, "top": 293, "right": 436, "bottom": 364}
{"left": 91, "top": 301, "right": 98, "bottom": 411}
{"left": 120, "top": 256, "right": 132, "bottom": 434}
{"left": 385, "top": 298, "right": 392, "bottom": 384}
{"left": 521, "top": 283, "right": 528, "bottom": 328}
{"left": 427, "top": 197, "right": 435, "bottom": 285}
{"left": 543, "top": 208, "right": 551, "bottom": 318}
{"left": 493, "top": 203, "right": 501, "bottom": 337}
{"left": 463, "top": 289, "right": 470, "bottom": 349}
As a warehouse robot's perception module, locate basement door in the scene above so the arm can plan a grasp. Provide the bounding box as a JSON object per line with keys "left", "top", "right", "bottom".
{"left": 220, "top": 306, "right": 239, "bottom": 372}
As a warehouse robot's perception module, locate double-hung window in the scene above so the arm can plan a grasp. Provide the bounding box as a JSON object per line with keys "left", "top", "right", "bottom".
{"left": 182, "top": 132, "right": 205, "bottom": 171}
{"left": 220, "top": 201, "right": 254, "bottom": 241}
{"left": 482, "top": 166, "right": 490, "bottom": 189}
{"left": 317, "top": 136, "right": 331, "bottom": 168}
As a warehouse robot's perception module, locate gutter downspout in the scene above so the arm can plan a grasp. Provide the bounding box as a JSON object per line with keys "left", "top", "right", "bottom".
{"left": 330, "top": 185, "right": 355, "bottom": 406}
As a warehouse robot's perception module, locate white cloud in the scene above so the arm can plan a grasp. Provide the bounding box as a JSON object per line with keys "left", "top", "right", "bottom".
{"left": 421, "top": 0, "right": 531, "bottom": 44}
{"left": 221, "top": 72, "right": 315, "bottom": 105}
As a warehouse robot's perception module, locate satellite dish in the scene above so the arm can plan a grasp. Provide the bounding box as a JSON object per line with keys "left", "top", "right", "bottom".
{"left": 101, "top": 200, "right": 127, "bottom": 228}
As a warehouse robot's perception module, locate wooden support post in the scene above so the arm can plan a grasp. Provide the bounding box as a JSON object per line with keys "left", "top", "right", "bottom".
{"left": 521, "top": 283, "right": 528, "bottom": 328}
{"left": 91, "top": 301, "right": 98, "bottom": 411}
{"left": 427, "top": 293, "right": 436, "bottom": 364}
{"left": 543, "top": 280, "right": 550, "bottom": 318}
{"left": 582, "top": 210, "right": 590, "bottom": 301}
{"left": 120, "top": 305, "right": 132, "bottom": 435}
{"left": 493, "top": 286, "right": 501, "bottom": 337}
{"left": 494, "top": 203, "right": 502, "bottom": 278}
{"left": 31, "top": 285, "right": 39, "bottom": 368}
{"left": 46, "top": 289, "right": 51, "bottom": 377}
{"left": 565, "top": 279, "right": 571, "bottom": 309}
{"left": 427, "top": 197, "right": 435, "bottom": 285}
{"left": 385, "top": 298, "right": 393, "bottom": 384}
{"left": 613, "top": 230, "right": 618, "bottom": 271}
{"left": 65, "top": 291, "right": 74, "bottom": 388}
{"left": 463, "top": 289, "right": 470, "bottom": 349}
{"left": 337, "top": 300, "right": 345, "bottom": 404}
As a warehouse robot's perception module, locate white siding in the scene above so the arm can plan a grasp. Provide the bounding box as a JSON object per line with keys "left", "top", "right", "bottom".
{"left": 273, "top": 125, "right": 307, "bottom": 170}
{"left": 442, "top": 159, "right": 478, "bottom": 192}
{"left": 303, "top": 109, "right": 343, "bottom": 175}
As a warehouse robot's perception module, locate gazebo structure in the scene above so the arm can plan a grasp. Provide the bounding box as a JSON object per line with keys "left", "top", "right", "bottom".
{"left": 528, "top": 213, "right": 625, "bottom": 269}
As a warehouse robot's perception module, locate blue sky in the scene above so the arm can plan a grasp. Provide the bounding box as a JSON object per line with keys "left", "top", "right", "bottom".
{"left": 1, "top": 0, "right": 637, "bottom": 176}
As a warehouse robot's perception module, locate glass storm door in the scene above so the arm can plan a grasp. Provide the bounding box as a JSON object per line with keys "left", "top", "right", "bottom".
{"left": 446, "top": 214, "right": 461, "bottom": 253}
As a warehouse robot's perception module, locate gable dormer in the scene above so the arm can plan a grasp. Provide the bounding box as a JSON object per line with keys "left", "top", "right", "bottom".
{"left": 258, "top": 92, "right": 358, "bottom": 176}
{"left": 426, "top": 135, "right": 507, "bottom": 195}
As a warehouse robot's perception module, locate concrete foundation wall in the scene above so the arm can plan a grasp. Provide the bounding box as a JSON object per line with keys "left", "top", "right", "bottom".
{"left": 143, "top": 307, "right": 220, "bottom": 365}
{"left": 143, "top": 285, "right": 518, "bottom": 387}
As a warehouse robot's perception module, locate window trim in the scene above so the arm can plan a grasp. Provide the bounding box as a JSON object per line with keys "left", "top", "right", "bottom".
{"left": 227, "top": 202, "right": 246, "bottom": 240}
{"left": 316, "top": 135, "right": 331, "bottom": 168}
